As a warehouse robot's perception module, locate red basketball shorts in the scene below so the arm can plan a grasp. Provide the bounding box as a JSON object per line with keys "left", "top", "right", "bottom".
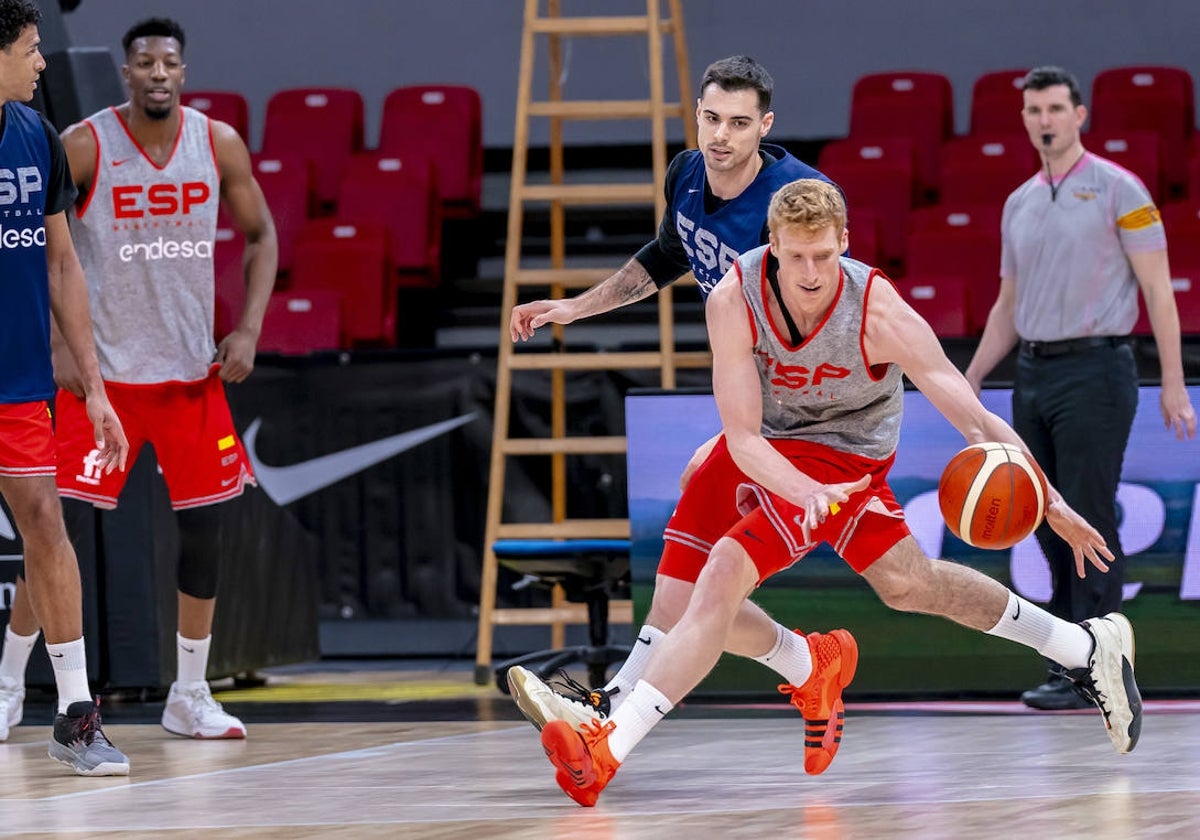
{"left": 55, "top": 369, "right": 255, "bottom": 510}
{"left": 661, "top": 436, "right": 910, "bottom": 583}
{"left": 0, "top": 401, "right": 56, "bottom": 478}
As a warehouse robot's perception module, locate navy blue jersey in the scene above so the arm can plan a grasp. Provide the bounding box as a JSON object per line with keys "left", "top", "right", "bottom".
{"left": 636, "top": 143, "right": 833, "bottom": 297}
{"left": 0, "top": 102, "right": 77, "bottom": 403}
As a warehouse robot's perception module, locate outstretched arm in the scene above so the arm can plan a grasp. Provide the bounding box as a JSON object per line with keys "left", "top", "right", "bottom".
{"left": 510, "top": 257, "right": 660, "bottom": 342}
{"left": 865, "top": 278, "right": 1112, "bottom": 576}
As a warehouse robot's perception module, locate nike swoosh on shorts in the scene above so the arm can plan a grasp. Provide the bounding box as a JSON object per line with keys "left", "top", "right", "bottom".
{"left": 243, "top": 413, "right": 476, "bottom": 505}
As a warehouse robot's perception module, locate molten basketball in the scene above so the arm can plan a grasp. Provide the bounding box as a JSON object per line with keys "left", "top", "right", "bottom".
{"left": 938, "top": 442, "right": 1048, "bottom": 550}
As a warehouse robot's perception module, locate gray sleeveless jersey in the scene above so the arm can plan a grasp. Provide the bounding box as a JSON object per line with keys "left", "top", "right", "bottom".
{"left": 738, "top": 247, "right": 903, "bottom": 460}
{"left": 69, "top": 106, "right": 220, "bottom": 383}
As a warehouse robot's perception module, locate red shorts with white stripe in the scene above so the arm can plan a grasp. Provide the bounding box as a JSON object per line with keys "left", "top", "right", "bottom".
{"left": 661, "top": 436, "right": 909, "bottom": 582}
{"left": 55, "top": 368, "right": 255, "bottom": 510}
{"left": 0, "top": 401, "right": 56, "bottom": 478}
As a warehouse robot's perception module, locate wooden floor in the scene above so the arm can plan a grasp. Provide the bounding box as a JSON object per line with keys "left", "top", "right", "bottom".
{"left": 2, "top": 683, "right": 1198, "bottom": 838}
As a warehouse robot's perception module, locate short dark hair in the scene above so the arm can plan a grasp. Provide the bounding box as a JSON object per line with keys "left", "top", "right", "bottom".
{"left": 700, "top": 55, "right": 773, "bottom": 113}
{"left": 1021, "top": 66, "right": 1083, "bottom": 107}
{"left": 0, "top": 0, "right": 40, "bottom": 53}
{"left": 121, "top": 17, "right": 186, "bottom": 57}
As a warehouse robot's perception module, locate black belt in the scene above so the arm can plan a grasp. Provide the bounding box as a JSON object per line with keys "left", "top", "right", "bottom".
{"left": 1018, "top": 336, "right": 1131, "bottom": 358}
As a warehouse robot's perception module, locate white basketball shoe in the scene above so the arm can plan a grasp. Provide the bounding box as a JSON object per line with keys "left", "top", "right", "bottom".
{"left": 161, "top": 681, "right": 247, "bottom": 739}
{"left": 0, "top": 676, "right": 24, "bottom": 741}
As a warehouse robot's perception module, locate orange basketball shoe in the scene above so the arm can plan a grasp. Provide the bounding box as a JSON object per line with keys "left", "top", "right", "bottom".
{"left": 540, "top": 718, "right": 621, "bottom": 807}
{"left": 777, "top": 628, "right": 859, "bottom": 775}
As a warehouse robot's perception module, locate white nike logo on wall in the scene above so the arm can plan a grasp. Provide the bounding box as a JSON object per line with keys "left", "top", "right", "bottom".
{"left": 243, "top": 413, "right": 477, "bottom": 505}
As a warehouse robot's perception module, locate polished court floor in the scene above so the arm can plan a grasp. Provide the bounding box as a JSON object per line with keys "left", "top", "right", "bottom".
{"left": 2, "top": 666, "right": 1198, "bottom": 838}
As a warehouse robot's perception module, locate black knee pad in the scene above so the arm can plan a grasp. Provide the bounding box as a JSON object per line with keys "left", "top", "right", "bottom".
{"left": 176, "top": 505, "right": 224, "bottom": 600}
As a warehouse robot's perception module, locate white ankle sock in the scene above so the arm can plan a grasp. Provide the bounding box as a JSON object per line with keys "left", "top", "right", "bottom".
{"left": 752, "top": 624, "right": 813, "bottom": 687}
{"left": 44, "top": 637, "right": 90, "bottom": 713}
{"left": 604, "top": 625, "right": 665, "bottom": 709}
{"left": 0, "top": 625, "right": 39, "bottom": 686}
{"left": 986, "top": 592, "right": 1092, "bottom": 669}
{"left": 177, "top": 633, "right": 212, "bottom": 685}
{"left": 607, "top": 679, "right": 672, "bottom": 763}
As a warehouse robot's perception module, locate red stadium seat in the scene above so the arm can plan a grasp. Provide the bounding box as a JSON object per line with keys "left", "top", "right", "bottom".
{"left": 1160, "top": 202, "right": 1200, "bottom": 269}
{"left": 819, "top": 138, "right": 916, "bottom": 274}
{"left": 258, "top": 290, "right": 343, "bottom": 354}
{"left": 938, "top": 134, "right": 1037, "bottom": 206}
{"left": 847, "top": 208, "right": 881, "bottom": 268}
{"left": 182, "top": 90, "right": 249, "bottom": 143}
{"left": 849, "top": 71, "right": 953, "bottom": 200}
{"left": 969, "top": 69, "right": 1029, "bottom": 137}
{"left": 261, "top": 88, "right": 365, "bottom": 209}
{"left": 379, "top": 85, "right": 483, "bottom": 219}
{"left": 290, "top": 220, "right": 394, "bottom": 346}
{"left": 1134, "top": 271, "right": 1200, "bottom": 336}
{"left": 336, "top": 154, "right": 442, "bottom": 286}
{"left": 906, "top": 204, "right": 1001, "bottom": 333}
{"left": 1091, "top": 66, "right": 1194, "bottom": 201}
{"left": 1087, "top": 131, "right": 1163, "bottom": 203}
{"left": 251, "top": 154, "right": 313, "bottom": 277}
{"left": 895, "top": 276, "right": 969, "bottom": 337}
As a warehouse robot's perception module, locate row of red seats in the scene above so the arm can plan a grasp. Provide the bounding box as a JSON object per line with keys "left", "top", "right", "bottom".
{"left": 183, "top": 85, "right": 483, "bottom": 218}
{"left": 826, "top": 128, "right": 1188, "bottom": 276}
{"left": 191, "top": 85, "right": 478, "bottom": 352}
{"left": 845, "top": 66, "right": 1194, "bottom": 202}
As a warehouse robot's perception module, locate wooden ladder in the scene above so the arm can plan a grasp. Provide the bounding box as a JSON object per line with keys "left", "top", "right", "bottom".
{"left": 474, "top": 0, "right": 707, "bottom": 685}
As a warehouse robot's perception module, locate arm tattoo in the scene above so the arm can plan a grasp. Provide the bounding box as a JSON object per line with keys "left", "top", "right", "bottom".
{"left": 575, "top": 259, "right": 658, "bottom": 316}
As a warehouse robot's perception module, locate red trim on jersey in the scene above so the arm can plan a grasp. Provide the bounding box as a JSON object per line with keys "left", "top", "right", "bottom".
{"left": 74, "top": 120, "right": 101, "bottom": 218}
{"left": 861, "top": 268, "right": 895, "bottom": 382}
{"left": 758, "top": 247, "right": 843, "bottom": 351}
{"left": 205, "top": 114, "right": 221, "bottom": 180}
{"left": 111, "top": 105, "right": 185, "bottom": 170}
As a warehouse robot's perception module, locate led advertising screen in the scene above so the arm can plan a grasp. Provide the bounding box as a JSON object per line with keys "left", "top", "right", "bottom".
{"left": 626, "top": 386, "right": 1200, "bottom": 695}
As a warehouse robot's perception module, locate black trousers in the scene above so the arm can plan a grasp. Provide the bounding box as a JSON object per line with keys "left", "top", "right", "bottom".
{"left": 1012, "top": 341, "right": 1138, "bottom": 622}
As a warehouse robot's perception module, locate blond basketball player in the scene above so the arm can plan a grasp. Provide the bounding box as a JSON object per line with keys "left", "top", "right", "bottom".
{"left": 537, "top": 179, "right": 1143, "bottom": 807}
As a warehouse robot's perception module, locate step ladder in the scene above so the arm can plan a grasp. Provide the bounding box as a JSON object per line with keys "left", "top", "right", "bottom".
{"left": 474, "top": 0, "right": 709, "bottom": 685}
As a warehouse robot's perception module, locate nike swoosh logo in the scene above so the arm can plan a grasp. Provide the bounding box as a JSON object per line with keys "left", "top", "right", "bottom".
{"left": 687, "top": 188, "right": 700, "bottom": 193}
{"left": 180, "top": 645, "right": 195, "bottom": 653}
{"left": 637, "top": 635, "right": 653, "bottom": 645}
{"left": 653, "top": 704, "right": 666, "bottom": 715}
{"left": 743, "top": 528, "right": 765, "bottom": 544}
{"left": 1012, "top": 601, "right": 1021, "bottom": 621}
{"left": 244, "top": 413, "right": 476, "bottom": 505}
{"left": 111, "top": 157, "right": 134, "bottom": 167}
{"left": 50, "top": 652, "right": 64, "bottom": 658}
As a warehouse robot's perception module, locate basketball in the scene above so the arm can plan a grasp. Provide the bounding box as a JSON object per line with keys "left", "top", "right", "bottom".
{"left": 938, "top": 442, "right": 1048, "bottom": 549}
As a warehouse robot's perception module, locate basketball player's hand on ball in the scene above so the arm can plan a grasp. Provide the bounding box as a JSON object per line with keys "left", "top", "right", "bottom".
{"left": 216, "top": 327, "right": 257, "bottom": 383}
{"left": 1045, "top": 497, "right": 1116, "bottom": 578}
{"left": 799, "top": 474, "right": 869, "bottom": 542}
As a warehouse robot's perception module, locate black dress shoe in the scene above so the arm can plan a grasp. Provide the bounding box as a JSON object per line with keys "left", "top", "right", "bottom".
{"left": 1021, "top": 671, "right": 1095, "bottom": 710}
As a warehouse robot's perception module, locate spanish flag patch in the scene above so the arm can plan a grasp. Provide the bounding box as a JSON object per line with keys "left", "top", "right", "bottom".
{"left": 217, "top": 435, "right": 236, "bottom": 451}
{"left": 1116, "top": 205, "right": 1161, "bottom": 231}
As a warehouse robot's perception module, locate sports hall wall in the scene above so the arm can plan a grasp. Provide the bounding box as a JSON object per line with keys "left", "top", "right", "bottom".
{"left": 62, "top": 0, "right": 1200, "bottom": 150}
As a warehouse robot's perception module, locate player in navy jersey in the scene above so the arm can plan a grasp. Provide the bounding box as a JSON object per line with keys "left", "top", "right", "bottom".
{"left": 507, "top": 57, "right": 857, "bottom": 777}
{"left": 0, "top": 0, "right": 130, "bottom": 775}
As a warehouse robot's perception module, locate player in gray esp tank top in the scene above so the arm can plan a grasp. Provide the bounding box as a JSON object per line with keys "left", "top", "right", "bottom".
{"left": 738, "top": 249, "right": 903, "bottom": 460}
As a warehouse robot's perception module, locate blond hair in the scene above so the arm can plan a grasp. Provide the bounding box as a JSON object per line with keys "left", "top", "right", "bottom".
{"left": 768, "top": 179, "right": 846, "bottom": 236}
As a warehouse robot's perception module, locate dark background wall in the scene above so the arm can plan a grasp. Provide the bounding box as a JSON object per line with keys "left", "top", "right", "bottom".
{"left": 58, "top": 0, "right": 1200, "bottom": 150}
